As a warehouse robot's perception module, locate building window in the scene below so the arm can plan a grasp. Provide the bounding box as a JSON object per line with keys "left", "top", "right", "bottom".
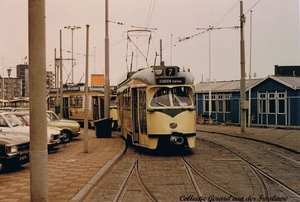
{"left": 217, "top": 94, "right": 223, "bottom": 112}
{"left": 268, "top": 93, "right": 275, "bottom": 113}
{"left": 259, "top": 93, "right": 266, "bottom": 113}
{"left": 278, "top": 93, "right": 285, "bottom": 114}
{"left": 224, "top": 94, "right": 231, "bottom": 112}
{"left": 204, "top": 93, "right": 231, "bottom": 113}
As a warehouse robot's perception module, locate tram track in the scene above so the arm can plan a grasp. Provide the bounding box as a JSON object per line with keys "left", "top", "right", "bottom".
{"left": 113, "top": 153, "right": 158, "bottom": 202}
{"left": 182, "top": 156, "right": 237, "bottom": 198}
{"left": 87, "top": 130, "right": 299, "bottom": 201}
{"left": 197, "top": 131, "right": 300, "bottom": 201}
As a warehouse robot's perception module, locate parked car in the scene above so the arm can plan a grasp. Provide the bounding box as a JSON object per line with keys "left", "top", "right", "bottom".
{"left": 46, "top": 111, "right": 81, "bottom": 143}
{"left": 0, "top": 107, "right": 15, "bottom": 112}
{"left": 9, "top": 109, "right": 81, "bottom": 143}
{"left": 0, "top": 132, "right": 30, "bottom": 171}
{"left": 0, "top": 112, "right": 61, "bottom": 150}
{"left": 11, "top": 108, "right": 29, "bottom": 113}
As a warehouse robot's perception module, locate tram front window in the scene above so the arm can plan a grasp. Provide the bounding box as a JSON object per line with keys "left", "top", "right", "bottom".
{"left": 150, "top": 87, "right": 192, "bottom": 107}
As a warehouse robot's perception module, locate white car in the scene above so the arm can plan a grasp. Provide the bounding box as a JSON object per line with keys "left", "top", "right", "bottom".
{"left": 0, "top": 112, "right": 61, "bottom": 150}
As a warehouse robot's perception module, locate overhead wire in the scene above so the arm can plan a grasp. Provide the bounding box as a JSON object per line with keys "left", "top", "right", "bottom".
{"left": 174, "top": 1, "right": 240, "bottom": 45}
{"left": 145, "top": 0, "right": 156, "bottom": 29}
{"left": 244, "top": 0, "right": 261, "bottom": 15}
{"left": 213, "top": 0, "right": 239, "bottom": 27}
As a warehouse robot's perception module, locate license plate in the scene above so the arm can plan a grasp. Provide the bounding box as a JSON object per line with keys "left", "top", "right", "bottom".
{"left": 19, "top": 154, "right": 29, "bottom": 162}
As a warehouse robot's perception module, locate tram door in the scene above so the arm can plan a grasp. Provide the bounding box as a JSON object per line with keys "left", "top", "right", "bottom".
{"left": 92, "top": 96, "right": 104, "bottom": 120}
{"left": 132, "top": 88, "right": 147, "bottom": 144}
{"left": 132, "top": 88, "right": 139, "bottom": 143}
{"left": 63, "top": 97, "right": 69, "bottom": 119}
{"left": 139, "top": 90, "right": 147, "bottom": 136}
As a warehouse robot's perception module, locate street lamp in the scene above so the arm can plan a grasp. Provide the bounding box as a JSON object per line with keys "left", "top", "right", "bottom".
{"left": 64, "top": 25, "right": 81, "bottom": 83}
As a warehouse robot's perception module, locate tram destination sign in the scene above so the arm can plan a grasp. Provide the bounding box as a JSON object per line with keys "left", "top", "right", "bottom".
{"left": 156, "top": 77, "right": 185, "bottom": 85}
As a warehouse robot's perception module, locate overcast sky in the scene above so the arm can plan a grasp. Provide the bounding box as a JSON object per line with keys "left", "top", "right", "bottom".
{"left": 1, "top": 0, "right": 299, "bottom": 85}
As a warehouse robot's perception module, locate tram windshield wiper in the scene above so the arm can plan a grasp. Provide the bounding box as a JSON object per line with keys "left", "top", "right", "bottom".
{"left": 152, "top": 101, "right": 167, "bottom": 107}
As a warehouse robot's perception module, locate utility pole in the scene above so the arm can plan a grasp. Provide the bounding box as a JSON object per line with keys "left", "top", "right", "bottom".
{"left": 240, "top": 1, "right": 247, "bottom": 133}
{"left": 64, "top": 26, "right": 81, "bottom": 83}
{"left": 104, "top": 0, "right": 110, "bottom": 119}
{"left": 59, "top": 30, "right": 63, "bottom": 119}
{"left": 84, "top": 25, "right": 90, "bottom": 153}
{"left": 28, "top": 0, "right": 48, "bottom": 200}
{"left": 54, "top": 49, "right": 59, "bottom": 108}
{"left": 208, "top": 26, "right": 212, "bottom": 124}
{"left": 248, "top": 10, "right": 253, "bottom": 127}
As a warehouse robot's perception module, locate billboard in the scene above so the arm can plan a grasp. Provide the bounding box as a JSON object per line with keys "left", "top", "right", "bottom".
{"left": 91, "top": 74, "right": 104, "bottom": 85}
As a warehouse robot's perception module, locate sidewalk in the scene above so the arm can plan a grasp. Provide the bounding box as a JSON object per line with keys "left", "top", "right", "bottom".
{"left": 0, "top": 129, "right": 126, "bottom": 202}
{"left": 197, "top": 124, "right": 300, "bottom": 153}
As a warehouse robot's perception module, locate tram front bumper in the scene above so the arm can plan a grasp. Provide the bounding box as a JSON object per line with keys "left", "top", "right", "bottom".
{"left": 170, "top": 132, "right": 184, "bottom": 145}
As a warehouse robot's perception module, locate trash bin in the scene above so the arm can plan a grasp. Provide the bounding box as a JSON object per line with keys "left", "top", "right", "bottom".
{"left": 94, "top": 118, "right": 112, "bottom": 138}
{"left": 55, "top": 106, "right": 60, "bottom": 114}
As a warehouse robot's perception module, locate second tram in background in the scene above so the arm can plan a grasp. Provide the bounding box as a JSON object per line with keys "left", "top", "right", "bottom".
{"left": 47, "top": 84, "right": 118, "bottom": 130}
{"left": 117, "top": 62, "right": 196, "bottom": 150}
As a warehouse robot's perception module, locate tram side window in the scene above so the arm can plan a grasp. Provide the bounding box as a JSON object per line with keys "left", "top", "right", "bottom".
{"left": 123, "top": 92, "right": 131, "bottom": 108}
{"left": 77, "top": 96, "right": 83, "bottom": 107}
{"left": 49, "top": 97, "right": 56, "bottom": 108}
{"left": 70, "top": 95, "right": 83, "bottom": 108}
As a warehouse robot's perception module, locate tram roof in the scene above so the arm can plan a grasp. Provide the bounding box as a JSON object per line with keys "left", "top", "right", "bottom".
{"left": 118, "top": 66, "right": 194, "bottom": 86}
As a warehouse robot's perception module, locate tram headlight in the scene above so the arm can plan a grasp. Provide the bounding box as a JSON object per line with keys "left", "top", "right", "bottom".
{"left": 169, "top": 121, "right": 177, "bottom": 129}
{"left": 154, "top": 69, "right": 163, "bottom": 76}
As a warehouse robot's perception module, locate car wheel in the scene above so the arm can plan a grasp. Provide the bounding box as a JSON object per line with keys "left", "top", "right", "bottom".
{"left": 61, "top": 130, "right": 73, "bottom": 143}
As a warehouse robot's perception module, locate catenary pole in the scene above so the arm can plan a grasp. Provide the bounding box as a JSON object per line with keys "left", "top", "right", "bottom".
{"left": 84, "top": 25, "right": 90, "bottom": 153}
{"left": 240, "top": 1, "right": 246, "bottom": 133}
{"left": 104, "top": 0, "right": 110, "bottom": 119}
{"left": 248, "top": 10, "right": 253, "bottom": 127}
{"left": 64, "top": 26, "right": 81, "bottom": 83}
{"left": 208, "top": 25, "right": 212, "bottom": 124}
{"left": 60, "top": 30, "right": 63, "bottom": 119}
{"left": 28, "top": 0, "right": 48, "bottom": 200}
{"left": 55, "top": 49, "right": 59, "bottom": 107}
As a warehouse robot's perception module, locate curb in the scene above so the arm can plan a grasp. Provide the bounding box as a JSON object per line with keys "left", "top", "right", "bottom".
{"left": 70, "top": 138, "right": 127, "bottom": 202}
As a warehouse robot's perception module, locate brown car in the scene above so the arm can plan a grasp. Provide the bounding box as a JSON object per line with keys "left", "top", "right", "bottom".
{"left": 0, "top": 132, "right": 30, "bottom": 171}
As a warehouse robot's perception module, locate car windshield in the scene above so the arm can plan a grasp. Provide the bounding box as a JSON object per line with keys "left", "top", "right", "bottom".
{"left": 4, "top": 113, "right": 24, "bottom": 127}
{"left": 16, "top": 115, "right": 30, "bottom": 125}
{"left": 20, "top": 115, "right": 30, "bottom": 125}
{"left": 47, "top": 112, "right": 60, "bottom": 122}
{"left": 150, "top": 87, "right": 193, "bottom": 107}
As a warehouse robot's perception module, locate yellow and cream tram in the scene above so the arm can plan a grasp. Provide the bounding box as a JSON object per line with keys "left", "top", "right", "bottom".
{"left": 48, "top": 84, "right": 118, "bottom": 129}
{"left": 117, "top": 63, "right": 196, "bottom": 150}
